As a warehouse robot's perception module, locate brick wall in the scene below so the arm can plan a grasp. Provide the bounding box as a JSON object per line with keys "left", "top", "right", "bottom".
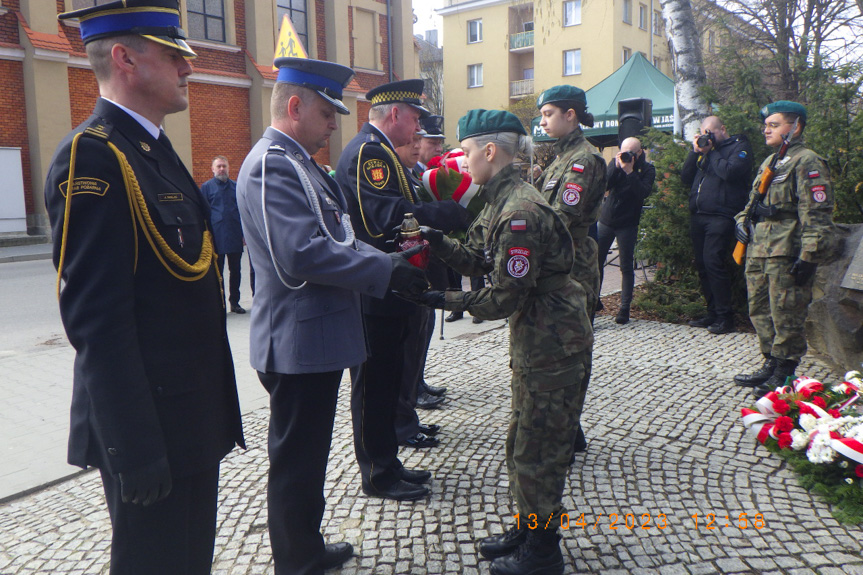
{"left": 0, "top": 59, "right": 32, "bottom": 212}
{"left": 315, "top": 0, "right": 326, "bottom": 60}
{"left": 188, "top": 82, "right": 252, "bottom": 185}
{"left": 67, "top": 67, "right": 99, "bottom": 127}
{"left": 356, "top": 100, "right": 371, "bottom": 133}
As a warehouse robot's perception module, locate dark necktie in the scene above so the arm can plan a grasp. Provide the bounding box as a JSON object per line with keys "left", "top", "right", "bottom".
{"left": 158, "top": 131, "right": 181, "bottom": 165}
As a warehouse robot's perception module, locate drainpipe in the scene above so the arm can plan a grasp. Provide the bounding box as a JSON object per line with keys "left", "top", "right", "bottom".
{"left": 386, "top": 0, "right": 394, "bottom": 81}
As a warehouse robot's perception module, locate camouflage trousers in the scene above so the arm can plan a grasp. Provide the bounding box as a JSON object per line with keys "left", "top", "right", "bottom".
{"left": 745, "top": 256, "right": 814, "bottom": 363}
{"left": 572, "top": 236, "right": 600, "bottom": 318}
{"left": 505, "top": 353, "right": 588, "bottom": 527}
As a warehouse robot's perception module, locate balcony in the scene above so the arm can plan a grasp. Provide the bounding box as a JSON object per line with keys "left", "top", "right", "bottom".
{"left": 510, "top": 79, "right": 534, "bottom": 98}
{"left": 509, "top": 31, "right": 534, "bottom": 51}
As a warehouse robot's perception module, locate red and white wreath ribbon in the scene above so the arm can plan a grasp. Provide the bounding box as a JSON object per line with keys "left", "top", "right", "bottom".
{"left": 831, "top": 436, "right": 863, "bottom": 464}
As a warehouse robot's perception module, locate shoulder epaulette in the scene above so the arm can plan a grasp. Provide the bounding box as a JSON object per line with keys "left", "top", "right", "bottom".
{"left": 82, "top": 122, "right": 112, "bottom": 141}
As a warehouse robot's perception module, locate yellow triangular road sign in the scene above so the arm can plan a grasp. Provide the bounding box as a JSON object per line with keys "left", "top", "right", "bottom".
{"left": 272, "top": 14, "right": 308, "bottom": 70}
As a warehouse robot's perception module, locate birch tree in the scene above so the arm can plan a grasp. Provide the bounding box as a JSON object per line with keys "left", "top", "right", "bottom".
{"left": 659, "top": 0, "right": 711, "bottom": 139}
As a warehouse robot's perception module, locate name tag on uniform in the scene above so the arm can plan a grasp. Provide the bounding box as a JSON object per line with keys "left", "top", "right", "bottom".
{"left": 158, "top": 193, "right": 184, "bottom": 202}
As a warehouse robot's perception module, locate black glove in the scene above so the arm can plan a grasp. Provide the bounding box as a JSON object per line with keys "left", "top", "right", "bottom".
{"left": 416, "top": 290, "right": 446, "bottom": 309}
{"left": 418, "top": 226, "right": 445, "bottom": 248}
{"left": 789, "top": 259, "right": 817, "bottom": 286}
{"left": 119, "top": 456, "right": 172, "bottom": 506}
{"left": 735, "top": 222, "right": 750, "bottom": 245}
{"left": 387, "top": 246, "right": 428, "bottom": 295}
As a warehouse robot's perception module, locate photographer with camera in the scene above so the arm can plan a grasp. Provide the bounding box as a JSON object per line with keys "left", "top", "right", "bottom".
{"left": 596, "top": 137, "right": 655, "bottom": 324}
{"left": 681, "top": 116, "right": 753, "bottom": 334}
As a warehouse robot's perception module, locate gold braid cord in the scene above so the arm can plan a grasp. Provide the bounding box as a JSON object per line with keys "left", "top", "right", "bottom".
{"left": 355, "top": 142, "right": 415, "bottom": 239}
{"left": 56, "top": 135, "right": 214, "bottom": 299}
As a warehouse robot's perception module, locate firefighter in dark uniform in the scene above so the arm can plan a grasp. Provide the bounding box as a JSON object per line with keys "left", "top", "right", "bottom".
{"left": 335, "top": 80, "right": 471, "bottom": 501}
{"left": 45, "top": 1, "right": 244, "bottom": 573}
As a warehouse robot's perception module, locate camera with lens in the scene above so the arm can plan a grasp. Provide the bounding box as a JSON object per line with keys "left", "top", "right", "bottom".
{"left": 696, "top": 132, "right": 715, "bottom": 149}
{"left": 619, "top": 151, "right": 634, "bottom": 163}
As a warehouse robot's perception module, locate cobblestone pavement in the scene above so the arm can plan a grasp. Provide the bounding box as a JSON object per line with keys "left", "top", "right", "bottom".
{"left": 3, "top": 317, "right": 863, "bottom": 574}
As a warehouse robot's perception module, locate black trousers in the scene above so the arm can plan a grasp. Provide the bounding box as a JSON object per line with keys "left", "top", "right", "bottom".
{"left": 100, "top": 464, "right": 220, "bottom": 575}
{"left": 258, "top": 370, "right": 341, "bottom": 575}
{"left": 217, "top": 251, "right": 243, "bottom": 306}
{"left": 351, "top": 314, "right": 410, "bottom": 490}
{"left": 690, "top": 213, "right": 736, "bottom": 318}
{"left": 597, "top": 223, "right": 638, "bottom": 310}
{"left": 395, "top": 307, "right": 433, "bottom": 441}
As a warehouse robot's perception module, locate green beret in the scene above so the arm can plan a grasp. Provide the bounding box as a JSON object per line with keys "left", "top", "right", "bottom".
{"left": 537, "top": 85, "right": 587, "bottom": 110}
{"left": 456, "top": 109, "right": 526, "bottom": 141}
{"left": 760, "top": 100, "right": 807, "bottom": 121}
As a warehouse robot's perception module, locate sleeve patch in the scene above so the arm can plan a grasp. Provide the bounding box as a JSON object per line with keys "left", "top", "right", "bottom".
{"left": 807, "top": 170, "right": 820, "bottom": 179}
{"left": 509, "top": 247, "right": 530, "bottom": 256}
{"left": 812, "top": 186, "right": 827, "bottom": 202}
{"left": 59, "top": 177, "right": 109, "bottom": 198}
{"left": 562, "top": 187, "right": 581, "bottom": 206}
{"left": 571, "top": 163, "right": 585, "bottom": 173}
{"left": 510, "top": 219, "right": 527, "bottom": 231}
{"left": 507, "top": 252, "right": 530, "bottom": 278}
{"left": 362, "top": 158, "right": 390, "bottom": 189}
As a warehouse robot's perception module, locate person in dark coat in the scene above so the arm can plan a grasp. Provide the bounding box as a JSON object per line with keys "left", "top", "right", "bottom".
{"left": 202, "top": 156, "right": 247, "bottom": 313}
{"left": 596, "top": 137, "right": 655, "bottom": 324}
{"left": 45, "top": 2, "right": 245, "bottom": 573}
{"left": 681, "top": 115, "right": 753, "bottom": 334}
{"left": 236, "top": 57, "right": 427, "bottom": 575}
{"left": 336, "top": 80, "right": 471, "bottom": 502}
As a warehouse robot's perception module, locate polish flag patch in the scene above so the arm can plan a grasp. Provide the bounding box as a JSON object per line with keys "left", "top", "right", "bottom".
{"left": 808, "top": 170, "right": 820, "bottom": 179}
{"left": 571, "top": 163, "right": 585, "bottom": 173}
{"left": 511, "top": 219, "right": 527, "bottom": 231}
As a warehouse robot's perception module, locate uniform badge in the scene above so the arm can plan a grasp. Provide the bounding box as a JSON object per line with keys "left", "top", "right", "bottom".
{"left": 562, "top": 183, "right": 582, "bottom": 206}
{"left": 777, "top": 157, "right": 791, "bottom": 167}
{"left": 140, "top": 142, "right": 151, "bottom": 152}
{"left": 59, "top": 177, "right": 109, "bottom": 198}
{"left": 571, "top": 163, "right": 584, "bottom": 173}
{"left": 811, "top": 185, "right": 827, "bottom": 202}
{"left": 511, "top": 219, "right": 526, "bottom": 232}
{"left": 363, "top": 158, "right": 390, "bottom": 189}
{"left": 738, "top": 151, "right": 748, "bottom": 158}
{"left": 808, "top": 170, "right": 820, "bottom": 179}
{"left": 507, "top": 247, "right": 530, "bottom": 278}
{"left": 772, "top": 173, "right": 788, "bottom": 184}
{"left": 544, "top": 179, "right": 558, "bottom": 191}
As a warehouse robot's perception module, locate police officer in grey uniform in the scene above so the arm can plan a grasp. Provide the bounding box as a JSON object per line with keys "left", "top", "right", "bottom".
{"left": 236, "top": 58, "right": 427, "bottom": 574}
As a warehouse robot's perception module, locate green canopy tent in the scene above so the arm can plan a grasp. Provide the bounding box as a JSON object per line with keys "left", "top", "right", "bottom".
{"left": 531, "top": 52, "right": 676, "bottom": 149}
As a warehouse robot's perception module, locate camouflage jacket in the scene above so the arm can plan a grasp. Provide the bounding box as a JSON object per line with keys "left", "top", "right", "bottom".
{"left": 535, "top": 128, "right": 607, "bottom": 240}
{"left": 735, "top": 141, "right": 836, "bottom": 263}
{"left": 435, "top": 164, "right": 594, "bottom": 371}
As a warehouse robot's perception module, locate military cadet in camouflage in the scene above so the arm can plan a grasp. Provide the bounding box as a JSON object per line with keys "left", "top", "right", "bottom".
{"left": 733, "top": 101, "right": 837, "bottom": 399}
{"left": 407, "top": 109, "right": 593, "bottom": 575}
{"left": 534, "top": 85, "right": 606, "bottom": 455}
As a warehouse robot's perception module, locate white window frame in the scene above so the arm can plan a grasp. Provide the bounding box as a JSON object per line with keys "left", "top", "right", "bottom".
{"left": 622, "top": 46, "right": 632, "bottom": 64}
{"left": 468, "top": 19, "right": 483, "bottom": 43}
{"left": 563, "top": 0, "right": 582, "bottom": 27}
{"left": 563, "top": 49, "right": 581, "bottom": 76}
{"left": 623, "top": 0, "right": 632, "bottom": 25}
{"left": 468, "top": 63, "right": 483, "bottom": 88}
{"left": 639, "top": 4, "right": 648, "bottom": 30}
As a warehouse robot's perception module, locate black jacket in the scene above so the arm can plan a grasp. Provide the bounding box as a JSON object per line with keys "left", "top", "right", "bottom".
{"left": 681, "top": 134, "right": 753, "bottom": 218}
{"left": 599, "top": 154, "right": 655, "bottom": 228}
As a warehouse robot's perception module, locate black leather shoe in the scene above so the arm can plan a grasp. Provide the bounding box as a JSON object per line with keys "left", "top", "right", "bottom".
{"left": 231, "top": 304, "right": 246, "bottom": 314}
{"left": 472, "top": 316, "right": 484, "bottom": 324}
{"left": 362, "top": 480, "right": 429, "bottom": 501}
{"left": 615, "top": 308, "right": 630, "bottom": 325}
{"left": 490, "top": 530, "right": 563, "bottom": 575}
{"left": 707, "top": 317, "right": 735, "bottom": 334}
{"left": 400, "top": 432, "right": 439, "bottom": 448}
{"left": 320, "top": 542, "right": 353, "bottom": 570}
{"left": 424, "top": 384, "right": 447, "bottom": 397}
{"left": 417, "top": 392, "right": 445, "bottom": 409}
{"left": 688, "top": 315, "right": 715, "bottom": 328}
{"left": 479, "top": 524, "right": 527, "bottom": 560}
{"left": 399, "top": 467, "right": 431, "bottom": 484}
{"left": 573, "top": 426, "right": 587, "bottom": 453}
{"left": 735, "top": 356, "right": 777, "bottom": 387}
{"left": 444, "top": 312, "right": 463, "bottom": 322}
{"left": 418, "top": 423, "right": 441, "bottom": 436}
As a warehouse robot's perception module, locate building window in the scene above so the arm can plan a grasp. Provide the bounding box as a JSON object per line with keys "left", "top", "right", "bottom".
{"left": 187, "top": 0, "right": 225, "bottom": 42}
{"left": 468, "top": 19, "right": 483, "bottom": 43}
{"left": 653, "top": 56, "right": 661, "bottom": 68}
{"left": 639, "top": 4, "right": 648, "bottom": 30}
{"left": 653, "top": 9, "right": 662, "bottom": 35}
{"left": 563, "top": 0, "right": 582, "bottom": 27}
{"left": 277, "top": 0, "right": 308, "bottom": 51}
{"left": 622, "top": 47, "right": 632, "bottom": 64}
{"left": 563, "top": 49, "right": 581, "bottom": 76}
{"left": 523, "top": 68, "right": 534, "bottom": 79}
{"left": 623, "top": 0, "right": 632, "bottom": 24}
{"left": 468, "top": 64, "right": 483, "bottom": 88}
{"left": 709, "top": 30, "right": 716, "bottom": 52}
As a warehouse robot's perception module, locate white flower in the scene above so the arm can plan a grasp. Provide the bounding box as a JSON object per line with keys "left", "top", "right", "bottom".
{"left": 806, "top": 429, "right": 838, "bottom": 464}
{"left": 846, "top": 478, "right": 854, "bottom": 485}
{"left": 841, "top": 460, "right": 850, "bottom": 468}
{"left": 790, "top": 429, "right": 810, "bottom": 451}
{"left": 799, "top": 413, "right": 818, "bottom": 432}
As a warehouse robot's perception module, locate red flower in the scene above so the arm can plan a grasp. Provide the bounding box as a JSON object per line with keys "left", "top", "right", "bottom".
{"left": 800, "top": 389, "right": 813, "bottom": 399}
{"left": 809, "top": 382, "right": 824, "bottom": 393}
{"left": 777, "top": 433, "right": 793, "bottom": 449}
{"left": 774, "top": 416, "right": 795, "bottom": 433}
{"left": 856, "top": 465, "right": 863, "bottom": 478}
{"left": 773, "top": 400, "right": 790, "bottom": 415}
{"left": 797, "top": 401, "right": 814, "bottom": 415}
{"left": 812, "top": 396, "right": 827, "bottom": 409}
{"left": 829, "top": 409, "right": 842, "bottom": 418}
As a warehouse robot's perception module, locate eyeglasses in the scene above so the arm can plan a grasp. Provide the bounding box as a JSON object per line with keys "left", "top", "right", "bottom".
{"left": 761, "top": 121, "right": 792, "bottom": 133}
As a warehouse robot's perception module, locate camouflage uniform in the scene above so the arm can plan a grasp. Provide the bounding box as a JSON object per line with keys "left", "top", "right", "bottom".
{"left": 535, "top": 127, "right": 607, "bottom": 315}
{"left": 433, "top": 164, "right": 594, "bottom": 525}
{"left": 735, "top": 141, "right": 837, "bottom": 362}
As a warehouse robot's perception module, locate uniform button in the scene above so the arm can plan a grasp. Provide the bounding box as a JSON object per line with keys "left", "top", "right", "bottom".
{"left": 107, "top": 448, "right": 119, "bottom": 456}
{"left": 176, "top": 216, "right": 183, "bottom": 224}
